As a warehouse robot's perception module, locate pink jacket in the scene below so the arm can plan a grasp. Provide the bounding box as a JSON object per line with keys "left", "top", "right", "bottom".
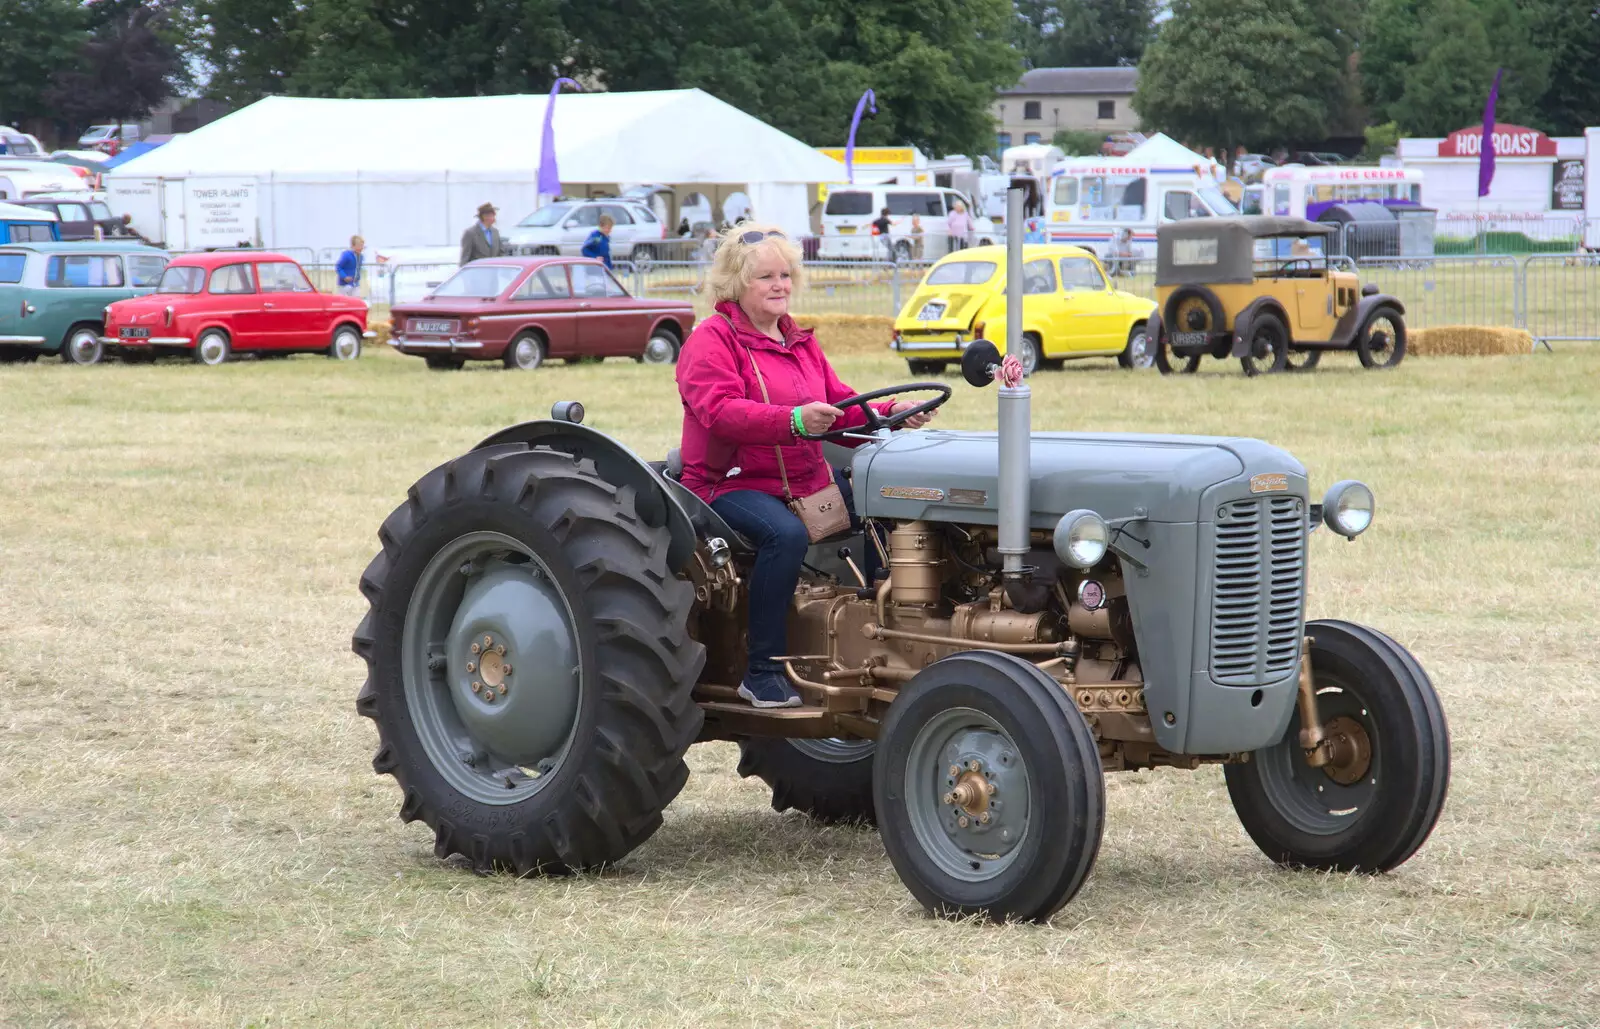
{"left": 675, "top": 301, "right": 894, "bottom": 503}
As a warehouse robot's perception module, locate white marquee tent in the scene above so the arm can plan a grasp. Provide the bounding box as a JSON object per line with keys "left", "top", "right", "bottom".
{"left": 103, "top": 89, "right": 847, "bottom": 252}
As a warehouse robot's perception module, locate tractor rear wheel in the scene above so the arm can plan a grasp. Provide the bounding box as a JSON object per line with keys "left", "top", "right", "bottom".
{"left": 737, "top": 737, "right": 876, "bottom": 824}
{"left": 1224, "top": 620, "right": 1449, "bottom": 873}
{"left": 352, "top": 444, "right": 705, "bottom": 874}
{"left": 875, "top": 652, "right": 1103, "bottom": 921}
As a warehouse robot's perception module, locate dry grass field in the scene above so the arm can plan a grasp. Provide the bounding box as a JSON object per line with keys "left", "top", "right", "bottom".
{"left": 2, "top": 345, "right": 1597, "bottom": 1028}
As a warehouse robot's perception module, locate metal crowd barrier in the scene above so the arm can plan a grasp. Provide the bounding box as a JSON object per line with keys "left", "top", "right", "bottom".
{"left": 276, "top": 245, "right": 1600, "bottom": 344}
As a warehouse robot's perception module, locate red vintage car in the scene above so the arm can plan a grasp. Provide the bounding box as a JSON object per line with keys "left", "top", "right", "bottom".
{"left": 103, "top": 251, "right": 373, "bottom": 365}
{"left": 388, "top": 257, "right": 696, "bottom": 370}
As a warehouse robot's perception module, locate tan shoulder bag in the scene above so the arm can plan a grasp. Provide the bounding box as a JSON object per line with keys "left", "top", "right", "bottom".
{"left": 722, "top": 314, "right": 852, "bottom": 543}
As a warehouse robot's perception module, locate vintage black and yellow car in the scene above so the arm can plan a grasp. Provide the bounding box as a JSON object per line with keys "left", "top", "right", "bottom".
{"left": 1150, "top": 216, "right": 1407, "bottom": 376}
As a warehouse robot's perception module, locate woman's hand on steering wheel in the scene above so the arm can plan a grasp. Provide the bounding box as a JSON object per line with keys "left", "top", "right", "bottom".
{"left": 797, "top": 401, "right": 844, "bottom": 436}
{"left": 886, "top": 399, "right": 937, "bottom": 429}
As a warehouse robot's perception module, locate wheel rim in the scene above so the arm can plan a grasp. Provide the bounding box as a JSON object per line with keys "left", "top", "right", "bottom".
{"left": 1017, "top": 337, "right": 1039, "bottom": 375}
{"left": 199, "top": 334, "right": 226, "bottom": 364}
{"left": 69, "top": 329, "right": 101, "bottom": 364}
{"left": 334, "top": 331, "right": 359, "bottom": 360}
{"left": 1365, "top": 314, "right": 1402, "bottom": 366}
{"left": 903, "top": 706, "right": 1031, "bottom": 882}
{"left": 1174, "top": 296, "right": 1214, "bottom": 333}
{"left": 1250, "top": 324, "right": 1283, "bottom": 369}
{"left": 1255, "top": 679, "right": 1380, "bottom": 835}
{"left": 514, "top": 337, "right": 541, "bottom": 369}
{"left": 1126, "top": 330, "right": 1153, "bottom": 368}
{"left": 642, "top": 335, "right": 675, "bottom": 364}
{"left": 401, "top": 531, "right": 583, "bottom": 806}
{"left": 790, "top": 737, "right": 875, "bottom": 763}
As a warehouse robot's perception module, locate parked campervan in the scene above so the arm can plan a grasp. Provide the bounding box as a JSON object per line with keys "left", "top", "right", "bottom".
{"left": 1040, "top": 157, "right": 1239, "bottom": 259}
{"left": 818, "top": 185, "right": 996, "bottom": 260}
{"left": 1243, "top": 166, "right": 1425, "bottom": 220}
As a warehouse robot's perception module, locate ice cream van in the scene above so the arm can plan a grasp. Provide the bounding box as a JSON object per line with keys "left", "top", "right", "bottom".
{"left": 1243, "top": 166, "right": 1425, "bottom": 221}
{"left": 1040, "top": 157, "right": 1239, "bottom": 259}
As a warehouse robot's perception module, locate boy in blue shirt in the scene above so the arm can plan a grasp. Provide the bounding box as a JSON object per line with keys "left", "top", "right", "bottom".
{"left": 581, "top": 215, "right": 614, "bottom": 269}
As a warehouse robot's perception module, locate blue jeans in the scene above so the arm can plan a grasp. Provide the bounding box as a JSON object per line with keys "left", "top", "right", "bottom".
{"left": 711, "top": 469, "right": 879, "bottom": 676}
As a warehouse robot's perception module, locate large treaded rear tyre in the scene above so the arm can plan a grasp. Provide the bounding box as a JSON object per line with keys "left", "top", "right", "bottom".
{"left": 352, "top": 444, "right": 705, "bottom": 874}
{"left": 1224, "top": 619, "right": 1449, "bottom": 873}
{"left": 737, "top": 738, "right": 876, "bottom": 824}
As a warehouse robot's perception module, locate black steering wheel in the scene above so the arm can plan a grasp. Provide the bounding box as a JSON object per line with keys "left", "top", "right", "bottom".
{"left": 799, "top": 382, "right": 952, "bottom": 442}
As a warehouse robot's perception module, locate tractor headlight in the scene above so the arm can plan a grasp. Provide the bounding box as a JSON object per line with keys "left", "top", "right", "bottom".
{"left": 1322, "top": 480, "right": 1374, "bottom": 538}
{"left": 1053, "top": 509, "right": 1109, "bottom": 569}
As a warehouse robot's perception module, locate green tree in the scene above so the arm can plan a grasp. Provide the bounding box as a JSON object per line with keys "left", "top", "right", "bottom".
{"left": 1358, "top": 0, "right": 1418, "bottom": 124}
{"left": 572, "top": 0, "right": 1020, "bottom": 155}
{"left": 1012, "top": 0, "right": 1157, "bottom": 67}
{"left": 194, "top": 0, "right": 310, "bottom": 106}
{"left": 0, "top": 0, "right": 88, "bottom": 125}
{"left": 1133, "top": 0, "right": 1342, "bottom": 149}
{"left": 1393, "top": 0, "right": 1546, "bottom": 135}
{"left": 1529, "top": 0, "right": 1600, "bottom": 135}
{"left": 1052, "top": 128, "right": 1105, "bottom": 154}
{"left": 44, "top": 3, "right": 186, "bottom": 135}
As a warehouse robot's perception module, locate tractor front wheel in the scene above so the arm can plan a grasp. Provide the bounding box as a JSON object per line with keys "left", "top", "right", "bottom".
{"left": 737, "top": 737, "right": 876, "bottom": 825}
{"left": 1224, "top": 620, "right": 1449, "bottom": 873}
{"left": 352, "top": 445, "right": 705, "bottom": 874}
{"left": 874, "top": 652, "right": 1103, "bottom": 921}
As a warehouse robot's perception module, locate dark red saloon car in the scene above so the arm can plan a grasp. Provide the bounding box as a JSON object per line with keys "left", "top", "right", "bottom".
{"left": 388, "top": 257, "right": 696, "bottom": 370}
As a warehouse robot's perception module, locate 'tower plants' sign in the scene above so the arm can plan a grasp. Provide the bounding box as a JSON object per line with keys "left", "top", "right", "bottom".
{"left": 1437, "top": 123, "right": 1557, "bottom": 158}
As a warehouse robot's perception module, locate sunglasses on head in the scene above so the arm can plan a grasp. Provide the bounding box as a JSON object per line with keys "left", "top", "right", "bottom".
{"left": 738, "top": 229, "right": 785, "bottom": 245}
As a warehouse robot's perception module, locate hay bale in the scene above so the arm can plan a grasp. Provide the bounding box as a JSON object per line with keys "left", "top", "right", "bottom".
{"left": 1409, "top": 325, "right": 1532, "bottom": 357}
{"left": 372, "top": 320, "right": 393, "bottom": 347}
{"left": 790, "top": 313, "right": 894, "bottom": 356}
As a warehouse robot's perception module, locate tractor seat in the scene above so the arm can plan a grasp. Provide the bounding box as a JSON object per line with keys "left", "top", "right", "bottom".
{"left": 654, "top": 448, "right": 755, "bottom": 553}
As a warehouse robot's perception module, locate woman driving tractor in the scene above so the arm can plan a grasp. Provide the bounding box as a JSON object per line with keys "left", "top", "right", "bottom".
{"left": 675, "top": 224, "right": 936, "bottom": 709}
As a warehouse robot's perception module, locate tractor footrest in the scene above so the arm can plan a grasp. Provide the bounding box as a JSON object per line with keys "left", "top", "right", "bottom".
{"left": 695, "top": 689, "right": 838, "bottom": 739}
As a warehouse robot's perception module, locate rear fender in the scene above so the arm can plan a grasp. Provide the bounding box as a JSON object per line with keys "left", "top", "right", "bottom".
{"left": 1229, "top": 297, "right": 1293, "bottom": 357}
{"left": 472, "top": 420, "right": 696, "bottom": 572}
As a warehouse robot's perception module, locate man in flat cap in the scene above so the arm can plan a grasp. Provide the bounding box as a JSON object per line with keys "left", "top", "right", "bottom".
{"left": 460, "top": 202, "right": 507, "bottom": 265}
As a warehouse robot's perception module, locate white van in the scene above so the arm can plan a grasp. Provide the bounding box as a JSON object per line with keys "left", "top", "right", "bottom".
{"left": 818, "top": 186, "right": 996, "bottom": 260}
{"left": 1041, "top": 158, "right": 1238, "bottom": 259}
{"left": 1244, "top": 165, "right": 1425, "bottom": 220}
{"left": 0, "top": 168, "right": 91, "bottom": 202}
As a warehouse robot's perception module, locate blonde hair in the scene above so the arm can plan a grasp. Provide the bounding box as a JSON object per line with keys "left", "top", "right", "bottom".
{"left": 704, "top": 223, "right": 805, "bottom": 303}
{"left": 598, "top": 214, "right": 615, "bottom": 230}
{"left": 350, "top": 235, "right": 364, "bottom": 247}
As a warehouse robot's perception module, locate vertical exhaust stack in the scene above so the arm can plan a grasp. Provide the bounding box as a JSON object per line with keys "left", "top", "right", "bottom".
{"left": 998, "top": 186, "right": 1030, "bottom": 582}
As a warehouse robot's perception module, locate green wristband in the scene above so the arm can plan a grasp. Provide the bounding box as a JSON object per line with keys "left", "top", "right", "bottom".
{"left": 791, "top": 406, "right": 805, "bottom": 437}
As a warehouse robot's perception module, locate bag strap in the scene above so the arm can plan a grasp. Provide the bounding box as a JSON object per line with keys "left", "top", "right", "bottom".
{"left": 717, "top": 311, "right": 795, "bottom": 502}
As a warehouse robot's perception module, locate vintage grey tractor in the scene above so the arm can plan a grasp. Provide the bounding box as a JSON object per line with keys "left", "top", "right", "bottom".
{"left": 352, "top": 340, "right": 1450, "bottom": 922}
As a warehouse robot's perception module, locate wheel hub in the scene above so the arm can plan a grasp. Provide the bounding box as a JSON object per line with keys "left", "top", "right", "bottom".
{"left": 1320, "top": 714, "right": 1372, "bottom": 785}
{"left": 445, "top": 559, "right": 579, "bottom": 768}
{"left": 931, "top": 729, "right": 1027, "bottom": 860}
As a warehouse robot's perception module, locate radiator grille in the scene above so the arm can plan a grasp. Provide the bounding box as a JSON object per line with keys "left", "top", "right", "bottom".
{"left": 1210, "top": 496, "right": 1306, "bottom": 685}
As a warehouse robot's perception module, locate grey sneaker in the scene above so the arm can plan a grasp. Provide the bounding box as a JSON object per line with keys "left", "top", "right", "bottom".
{"left": 737, "top": 670, "right": 802, "bottom": 709}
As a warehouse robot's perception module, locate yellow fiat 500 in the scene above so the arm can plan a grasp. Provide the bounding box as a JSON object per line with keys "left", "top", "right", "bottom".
{"left": 890, "top": 244, "right": 1156, "bottom": 375}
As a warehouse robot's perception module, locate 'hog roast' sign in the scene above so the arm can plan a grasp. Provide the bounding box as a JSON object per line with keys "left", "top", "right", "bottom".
{"left": 1437, "top": 123, "right": 1557, "bottom": 158}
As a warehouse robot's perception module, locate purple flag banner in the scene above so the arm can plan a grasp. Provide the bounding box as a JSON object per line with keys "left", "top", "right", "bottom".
{"left": 846, "top": 89, "right": 876, "bottom": 184}
{"left": 1478, "top": 68, "right": 1502, "bottom": 198}
{"left": 538, "top": 77, "right": 581, "bottom": 196}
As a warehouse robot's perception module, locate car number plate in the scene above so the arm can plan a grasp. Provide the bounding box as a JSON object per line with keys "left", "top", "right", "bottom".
{"left": 1171, "top": 331, "right": 1208, "bottom": 348}
{"left": 837, "top": 226, "right": 857, "bottom": 235}
{"left": 916, "top": 302, "right": 947, "bottom": 321}
{"left": 119, "top": 327, "right": 149, "bottom": 338}
{"left": 411, "top": 320, "right": 455, "bottom": 334}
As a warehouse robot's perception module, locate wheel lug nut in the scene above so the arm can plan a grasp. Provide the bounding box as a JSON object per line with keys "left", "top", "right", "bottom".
{"left": 466, "top": 661, "right": 476, "bottom": 673}
{"left": 502, "top": 663, "right": 512, "bottom": 674}
{"left": 484, "top": 692, "right": 495, "bottom": 704}
{"left": 459, "top": 562, "right": 474, "bottom": 576}
{"left": 471, "top": 643, "right": 481, "bottom": 655}
{"left": 496, "top": 684, "right": 506, "bottom": 695}
{"left": 495, "top": 643, "right": 506, "bottom": 655}
{"left": 948, "top": 764, "right": 960, "bottom": 777}
{"left": 979, "top": 812, "right": 990, "bottom": 824}
{"left": 483, "top": 635, "right": 493, "bottom": 648}
{"left": 957, "top": 816, "right": 969, "bottom": 828}
{"left": 986, "top": 783, "right": 996, "bottom": 796}
{"left": 967, "top": 759, "right": 980, "bottom": 772}
{"left": 942, "top": 792, "right": 956, "bottom": 805}
{"left": 472, "top": 681, "right": 483, "bottom": 693}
